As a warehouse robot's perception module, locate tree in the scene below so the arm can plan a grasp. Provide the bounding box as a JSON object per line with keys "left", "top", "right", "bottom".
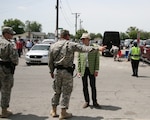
{"left": 120, "top": 32, "right": 129, "bottom": 40}
{"left": 25, "top": 20, "right": 42, "bottom": 32}
{"left": 126, "top": 26, "right": 139, "bottom": 39}
{"left": 126, "top": 26, "right": 150, "bottom": 40}
{"left": 90, "top": 33, "right": 102, "bottom": 40}
{"left": 3, "top": 18, "right": 25, "bottom": 34}
{"left": 75, "top": 29, "right": 88, "bottom": 41}
{"left": 90, "top": 33, "right": 96, "bottom": 40}
{"left": 95, "top": 33, "right": 102, "bottom": 39}
{"left": 75, "top": 29, "right": 102, "bottom": 41}
{"left": 138, "top": 30, "right": 150, "bottom": 40}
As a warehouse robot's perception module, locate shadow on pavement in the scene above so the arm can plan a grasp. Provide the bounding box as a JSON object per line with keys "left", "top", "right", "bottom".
{"left": 70, "top": 116, "right": 104, "bottom": 120}
{"left": 98, "top": 105, "right": 121, "bottom": 111}
{"left": 137, "top": 76, "right": 150, "bottom": 78}
{"left": 88, "top": 105, "right": 121, "bottom": 111}
{"left": 9, "top": 113, "right": 49, "bottom": 120}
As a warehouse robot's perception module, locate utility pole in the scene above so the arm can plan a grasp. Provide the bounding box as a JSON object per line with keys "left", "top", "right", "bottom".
{"left": 72, "top": 13, "right": 80, "bottom": 36}
{"left": 79, "top": 19, "right": 83, "bottom": 30}
{"left": 56, "top": 0, "right": 59, "bottom": 40}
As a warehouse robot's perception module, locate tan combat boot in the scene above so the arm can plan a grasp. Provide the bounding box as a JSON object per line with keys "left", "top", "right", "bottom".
{"left": 50, "top": 106, "right": 59, "bottom": 117}
{"left": 0, "top": 109, "right": 13, "bottom": 118}
{"left": 59, "top": 108, "right": 72, "bottom": 120}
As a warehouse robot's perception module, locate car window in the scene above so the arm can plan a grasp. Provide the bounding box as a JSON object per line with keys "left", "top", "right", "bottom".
{"left": 31, "top": 45, "right": 50, "bottom": 50}
{"left": 145, "top": 40, "right": 150, "bottom": 45}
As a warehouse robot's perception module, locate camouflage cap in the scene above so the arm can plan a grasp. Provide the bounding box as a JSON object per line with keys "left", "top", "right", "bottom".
{"left": 2, "top": 26, "right": 16, "bottom": 35}
{"left": 60, "top": 30, "right": 70, "bottom": 37}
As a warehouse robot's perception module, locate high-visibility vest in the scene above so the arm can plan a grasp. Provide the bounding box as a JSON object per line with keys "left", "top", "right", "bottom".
{"left": 131, "top": 46, "right": 140, "bottom": 60}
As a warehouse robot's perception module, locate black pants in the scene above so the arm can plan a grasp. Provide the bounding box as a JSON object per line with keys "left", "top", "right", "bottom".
{"left": 82, "top": 67, "right": 97, "bottom": 104}
{"left": 17, "top": 49, "right": 22, "bottom": 57}
{"left": 131, "top": 59, "right": 140, "bottom": 76}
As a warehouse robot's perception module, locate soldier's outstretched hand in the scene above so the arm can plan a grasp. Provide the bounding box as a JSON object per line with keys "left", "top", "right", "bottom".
{"left": 99, "top": 45, "right": 107, "bottom": 51}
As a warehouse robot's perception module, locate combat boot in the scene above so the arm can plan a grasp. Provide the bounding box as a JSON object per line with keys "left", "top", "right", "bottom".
{"left": 59, "top": 108, "right": 72, "bottom": 120}
{"left": 0, "top": 108, "right": 13, "bottom": 118}
{"left": 50, "top": 106, "right": 59, "bottom": 117}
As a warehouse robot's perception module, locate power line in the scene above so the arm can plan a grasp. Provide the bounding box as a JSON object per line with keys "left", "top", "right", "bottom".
{"left": 59, "top": 0, "right": 74, "bottom": 28}
{"left": 65, "top": 0, "right": 73, "bottom": 13}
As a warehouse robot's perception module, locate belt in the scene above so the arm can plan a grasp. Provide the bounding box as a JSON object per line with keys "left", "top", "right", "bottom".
{"left": 0, "top": 61, "right": 4, "bottom": 65}
{"left": 55, "top": 64, "right": 75, "bottom": 76}
{"left": 55, "top": 65, "right": 71, "bottom": 70}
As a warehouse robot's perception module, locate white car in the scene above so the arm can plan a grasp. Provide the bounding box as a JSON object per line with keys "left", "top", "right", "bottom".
{"left": 41, "top": 39, "right": 56, "bottom": 44}
{"left": 25, "top": 44, "right": 50, "bottom": 65}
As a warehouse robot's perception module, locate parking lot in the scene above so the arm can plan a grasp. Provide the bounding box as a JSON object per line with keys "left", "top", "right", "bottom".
{"left": 3, "top": 52, "right": 150, "bottom": 120}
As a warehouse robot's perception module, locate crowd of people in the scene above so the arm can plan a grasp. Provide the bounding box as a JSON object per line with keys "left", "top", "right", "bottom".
{"left": 12, "top": 37, "right": 34, "bottom": 57}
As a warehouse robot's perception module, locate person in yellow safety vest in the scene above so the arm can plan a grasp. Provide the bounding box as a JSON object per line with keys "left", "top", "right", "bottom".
{"left": 128, "top": 41, "right": 141, "bottom": 77}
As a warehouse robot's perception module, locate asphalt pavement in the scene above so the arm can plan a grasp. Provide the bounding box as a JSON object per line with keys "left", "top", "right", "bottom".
{"left": 1, "top": 51, "right": 150, "bottom": 120}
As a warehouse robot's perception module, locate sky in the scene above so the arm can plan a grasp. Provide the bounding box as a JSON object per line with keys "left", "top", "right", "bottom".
{"left": 0, "top": 0, "right": 150, "bottom": 35}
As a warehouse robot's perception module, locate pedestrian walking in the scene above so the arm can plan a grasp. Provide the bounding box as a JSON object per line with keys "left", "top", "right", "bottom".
{"left": 26, "top": 40, "right": 33, "bottom": 51}
{"left": 0, "top": 27, "right": 19, "bottom": 118}
{"left": 16, "top": 39, "right": 23, "bottom": 57}
{"left": 128, "top": 41, "right": 141, "bottom": 77}
{"left": 110, "top": 45, "right": 119, "bottom": 61}
{"left": 48, "top": 30, "right": 106, "bottom": 119}
{"left": 117, "top": 47, "right": 122, "bottom": 61}
{"left": 78, "top": 33, "right": 101, "bottom": 109}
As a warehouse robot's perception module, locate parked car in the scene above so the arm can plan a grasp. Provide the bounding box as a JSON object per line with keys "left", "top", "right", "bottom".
{"left": 133, "top": 39, "right": 145, "bottom": 47}
{"left": 140, "top": 39, "right": 150, "bottom": 63}
{"left": 120, "top": 40, "right": 124, "bottom": 49}
{"left": 41, "top": 39, "right": 56, "bottom": 44}
{"left": 102, "top": 31, "right": 120, "bottom": 57}
{"left": 124, "top": 39, "right": 133, "bottom": 48}
{"left": 25, "top": 44, "right": 50, "bottom": 65}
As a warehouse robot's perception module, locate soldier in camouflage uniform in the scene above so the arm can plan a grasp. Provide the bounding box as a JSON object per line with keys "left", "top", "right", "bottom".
{"left": 0, "top": 27, "right": 19, "bottom": 118}
{"left": 48, "top": 30, "right": 106, "bottom": 119}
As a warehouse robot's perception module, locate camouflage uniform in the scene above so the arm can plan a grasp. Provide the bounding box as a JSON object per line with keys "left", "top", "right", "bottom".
{"left": 0, "top": 28, "right": 18, "bottom": 109}
{"left": 48, "top": 39, "right": 99, "bottom": 109}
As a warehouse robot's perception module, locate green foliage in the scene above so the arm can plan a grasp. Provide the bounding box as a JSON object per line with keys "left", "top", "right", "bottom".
{"left": 90, "top": 33, "right": 102, "bottom": 40}
{"left": 124, "top": 26, "right": 150, "bottom": 40}
{"left": 2, "top": 18, "right": 150, "bottom": 40}
{"left": 2, "top": 19, "right": 42, "bottom": 35}
{"left": 90, "top": 33, "right": 95, "bottom": 40}
{"left": 95, "top": 33, "right": 102, "bottom": 39}
{"left": 3, "top": 18, "right": 25, "bottom": 34}
{"left": 126, "top": 26, "right": 138, "bottom": 39}
{"left": 75, "top": 29, "right": 102, "bottom": 42}
{"left": 75, "top": 29, "right": 88, "bottom": 41}
{"left": 120, "top": 32, "right": 129, "bottom": 40}
{"left": 138, "top": 30, "right": 150, "bottom": 40}
{"left": 25, "top": 20, "right": 42, "bottom": 32}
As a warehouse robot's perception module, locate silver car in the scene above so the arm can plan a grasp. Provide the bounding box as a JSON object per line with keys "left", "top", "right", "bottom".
{"left": 25, "top": 44, "right": 50, "bottom": 65}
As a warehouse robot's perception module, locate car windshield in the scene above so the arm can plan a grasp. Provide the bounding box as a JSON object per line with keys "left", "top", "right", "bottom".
{"left": 31, "top": 45, "right": 50, "bottom": 50}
